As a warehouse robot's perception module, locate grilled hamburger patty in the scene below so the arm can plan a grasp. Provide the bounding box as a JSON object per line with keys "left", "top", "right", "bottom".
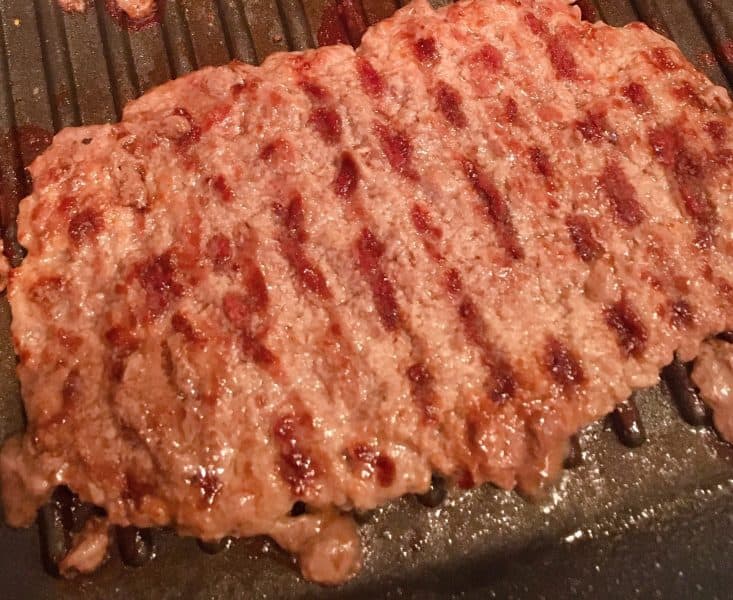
{"left": 3, "top": 0, "right": 733, "bottom": 583}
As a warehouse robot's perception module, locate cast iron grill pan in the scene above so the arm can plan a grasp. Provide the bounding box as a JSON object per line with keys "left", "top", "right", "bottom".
{"left": 0, "top": 1, "right": 732, "bottom": 598}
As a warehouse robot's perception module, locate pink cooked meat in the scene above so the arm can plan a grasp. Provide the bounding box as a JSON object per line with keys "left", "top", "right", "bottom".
{"left": 3, "top": 0, "right": 733, "bottom": 584}
{"left": 692, "top": 340, "right": 733, "bottom": 441}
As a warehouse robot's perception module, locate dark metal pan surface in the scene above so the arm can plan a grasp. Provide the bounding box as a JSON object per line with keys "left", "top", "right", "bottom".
{"left": 0, "top": 1, "right": 732, "bottom": 598}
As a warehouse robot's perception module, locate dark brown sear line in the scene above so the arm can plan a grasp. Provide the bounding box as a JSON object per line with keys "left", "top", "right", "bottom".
{"left": 298, "top": 78, "right": 343, "bottom": 145}
{"left": 221, "top": 246, "right": 279, "bottom": 371}
{"left": 273, "top": 194, "right": 332, "bottom": 300}
{"left": 547, "top": 35, "right": 579, "bottom": 80}
{"left": 478, "top": 41, "right": 504, "bottom": 68}
{"left": 599, "top": 162, "right": 646, "bottom": 227}
{"left": 523, "top": 12, "right": 579, "bottom": 80}
{"left": 565, "top": 214, "right": 604, "bottom": 262}
{"left": 672, "top": 82, "right": 708, "bottom": 112}
{"left": 308, "top": 106, "right": 343, "bottom": 144}
{"left": 273, "top": 410, "right": 320, "bottom": 496}
{"left": 529, "top": 146, "right": 554, "bottom": 184}
{"left": 648, "top": 124, "right": 718, "bottom": 249}
{"left": 457, "top": 296, "right": 517, "bottom": 403}
{"left": 544, "top": 336, "right": 585, "bottom": 387}
{"left": 462, "top": 158, "right": 525, "bottom": 260}
{"left": 407, "top": 362, "right": 440, "bottom": 423}
{"left": 356, "top": 57, "right": 386, "bottom": 97}
{"left": 349, "top": 444, "right": 396, "bottom": 488}
{"left": 604, "top": 297, "right": 649, "bottom": 358}
{"left": 410, "top": 202, "right": 444, "bottom": 263}
{"left": 622, "top": 82, "right": 652, "bottom": 112}
{"left": 413, "top": 35, "right": 440, "bottom": 66}
{"left": 409, "top": 200, "right": 518, "bottom": 404}
{"left": 272, "top": 189, "right": 369, "bottom": 411}
{"left": 373, "top": 121, "right": 417, "bottom": 178}
{"left": 202, "top": 228, "right": 282, "bottom": 373}
{"left": 576, "top": 109, "right": 618, "bottom": 144}
{"left": 355, "top": 228, "right": 402, "bottom": 331}
{"left": 669, "top": 298, "right": 694, "bottom": 329}
{"left": 331, "top": 152, "right": 438, "bottom": 421}
{"left": 434, "top": 80, "right": 468, "bottom": 129}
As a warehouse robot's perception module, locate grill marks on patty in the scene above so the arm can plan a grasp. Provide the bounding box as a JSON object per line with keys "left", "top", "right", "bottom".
{"left": 565, "top": 215, "right": 605, "bottom": 263}
{"left": 8, "top": 0, "right": 733, "bottom": 585}
{"left": 461, "top": 159, "right": 525, "bottom": 261}
{"left": 409, "top": 201, "right": 519, "bottom": 405}
{"left": 273, "top": 195, "right": 331, "bottom": 300}
{"left": 353, "top": 54, "right": 526, "bottom": 410}
{"left": 220, "top": 243, "right": 279, "bottom": 371}
{"left": 648, "top": 124, "right": 718, "bottom": 248}
{"left": 115, "top": 9, "right": 726, "bottom": 411}
{"left": 332, "top": 151, "right": 441, "bottom": 421}
{"left": 599, "top": 162, "right": 646, "bottom": 228}
{"left": 524, "top": 11, "right": 580, "bottom": 80}
{"left": 274, "top": 411, "right": 320, "bottom": 496}
{"left": 544, "top": 337, "right": 585, "bottom": 388}
{"left": 269, "top": 22, "right": 706, "bottom": 420}
{"left": 50, "top": 2, "right": 711, "bottom": 432}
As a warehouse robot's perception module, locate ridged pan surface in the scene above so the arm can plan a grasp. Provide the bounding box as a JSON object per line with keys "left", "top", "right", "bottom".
{"left": 0, "top": 1, "right": 732, "bottom": 598}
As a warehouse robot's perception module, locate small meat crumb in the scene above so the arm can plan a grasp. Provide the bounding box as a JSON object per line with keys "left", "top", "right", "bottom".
{"left": 59, "top": 517, "right": 110, "bottom": 577}
{"left": 57, "top": 0, "right": 157, "bottom": 21}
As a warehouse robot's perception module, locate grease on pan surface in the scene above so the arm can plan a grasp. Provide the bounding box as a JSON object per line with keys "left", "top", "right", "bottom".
{"left": 1, "top": 0, "right": 732, "bottom": 596}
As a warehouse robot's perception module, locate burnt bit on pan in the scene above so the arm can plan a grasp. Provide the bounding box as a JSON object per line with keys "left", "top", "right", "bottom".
{"left": 612, "top": 397, "right": 647, "bottom": 448}
{"left": 661, "top": 355, "right": 710, "bottom": 426}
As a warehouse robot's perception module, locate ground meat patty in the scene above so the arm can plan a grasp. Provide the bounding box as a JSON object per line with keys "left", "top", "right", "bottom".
{"left": 3, "top": 0, "right": 733, "bottom": 584}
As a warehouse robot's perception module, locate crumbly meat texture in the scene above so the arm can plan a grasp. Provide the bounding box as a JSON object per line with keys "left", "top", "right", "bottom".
{"left": 3, "top": 0, "right": 733, "bottom": 584}
{"left": 692, "top": 340, "right": 733, "bottom": 441}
